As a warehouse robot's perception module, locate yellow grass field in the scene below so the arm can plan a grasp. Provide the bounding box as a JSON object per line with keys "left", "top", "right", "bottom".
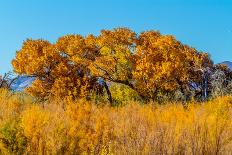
{"left": 1, "top": 88, "right": 232, "bottom": 155}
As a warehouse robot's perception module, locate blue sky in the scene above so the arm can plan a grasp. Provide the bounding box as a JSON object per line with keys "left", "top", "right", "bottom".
{"left": 0, "top": 0, "right": 232, "bottom": 75}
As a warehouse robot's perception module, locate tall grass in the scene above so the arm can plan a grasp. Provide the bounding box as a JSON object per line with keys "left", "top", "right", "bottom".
{"left": 0, "top": 88, "right": 232, "bottom": 154}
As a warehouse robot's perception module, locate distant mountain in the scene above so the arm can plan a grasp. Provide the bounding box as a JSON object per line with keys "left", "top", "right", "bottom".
{"left": 220, "top": 61, "right": 232, "bottom": 70}
{"left": 11, "top": 76, "right": 35, "bottom": 91}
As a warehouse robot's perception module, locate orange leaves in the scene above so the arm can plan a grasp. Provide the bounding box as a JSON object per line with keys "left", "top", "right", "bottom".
{"left": 132, "top": 31, "right": 211, "bottom": 100}
{"left": 56, "top": 35, "right": 85, "bottom": 56}
{"left": 12, "top": 27, "right": 213, "bottom": 102}
{"left": 98, "top": 28, "right": 136, "bottom": 48}
{"left": 26, "top": 79, "right": 49, "bottom": 98}
{"left": 12, "top": 39, "right": 51, "bottom": 74}
{"left": 12, "top": 35, "right": 100, "bottom": 100}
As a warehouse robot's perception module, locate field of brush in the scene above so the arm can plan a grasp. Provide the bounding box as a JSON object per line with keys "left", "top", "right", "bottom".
{"left": 0, "top": 88, "right": 232, "bottom": 155}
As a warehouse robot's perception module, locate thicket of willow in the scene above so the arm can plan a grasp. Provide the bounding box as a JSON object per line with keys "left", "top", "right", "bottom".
{"left": 11, "top": 28, "right": 232, "bottom": 104}
{"left": 0, "top": 89, "right": 232, "bottom": 154}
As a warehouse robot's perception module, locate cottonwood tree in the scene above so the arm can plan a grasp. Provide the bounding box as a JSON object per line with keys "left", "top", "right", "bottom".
{"left": 12, "top": 28, "right": 215, "bottom": 103}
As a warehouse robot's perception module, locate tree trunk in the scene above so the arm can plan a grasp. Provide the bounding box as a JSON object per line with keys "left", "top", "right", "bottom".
{"left": 103, "top": 81, "right": 113, "bottom": 105}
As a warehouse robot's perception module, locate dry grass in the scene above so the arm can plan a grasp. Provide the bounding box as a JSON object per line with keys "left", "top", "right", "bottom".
{"left": 0, "top": 88, "right": 232, "bottom": 155}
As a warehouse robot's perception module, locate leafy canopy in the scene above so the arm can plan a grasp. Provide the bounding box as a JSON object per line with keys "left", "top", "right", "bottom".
{"left": 12, "top": 28, "right": 213, "bottom": 102}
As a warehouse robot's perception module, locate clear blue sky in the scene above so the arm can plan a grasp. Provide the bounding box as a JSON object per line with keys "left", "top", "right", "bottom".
{"left": 0, "top": 0, "right": 232, "bottom": 75}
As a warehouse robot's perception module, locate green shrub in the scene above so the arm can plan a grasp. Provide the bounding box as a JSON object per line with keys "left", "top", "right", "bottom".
{"left": 0, "top": 119, "right": 27, "bottom": 155}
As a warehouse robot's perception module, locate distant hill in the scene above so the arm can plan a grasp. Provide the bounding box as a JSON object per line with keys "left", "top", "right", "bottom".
{"left": 220, "top": 61, "right": 232, "bottom": 70}
{"left": 11, "top": 76, "right": 35, "bottom": 91}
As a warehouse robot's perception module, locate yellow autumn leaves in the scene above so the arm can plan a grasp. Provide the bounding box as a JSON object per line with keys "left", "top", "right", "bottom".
{"left": 1, "top": 88, "right": 232, "bottom": 154}
{"left": 12, "top": 28, "right": 211, "bottom": 102}
{"left": 3, "top": 27, "right": 232, "bottom": 155}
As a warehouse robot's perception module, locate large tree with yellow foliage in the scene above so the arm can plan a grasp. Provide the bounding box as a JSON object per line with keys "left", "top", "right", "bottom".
{"left": 12, "top": 28, "right": 214, "bottom": 103}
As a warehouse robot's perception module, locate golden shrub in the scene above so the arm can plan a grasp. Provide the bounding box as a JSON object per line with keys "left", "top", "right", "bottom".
{"left": 1, "top": 89, "right": 232, "bottom": 154}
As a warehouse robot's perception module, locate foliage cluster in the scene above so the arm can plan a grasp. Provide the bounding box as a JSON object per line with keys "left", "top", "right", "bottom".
{"left": 11, "top": 28, "right": 232, "bottom": 104}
